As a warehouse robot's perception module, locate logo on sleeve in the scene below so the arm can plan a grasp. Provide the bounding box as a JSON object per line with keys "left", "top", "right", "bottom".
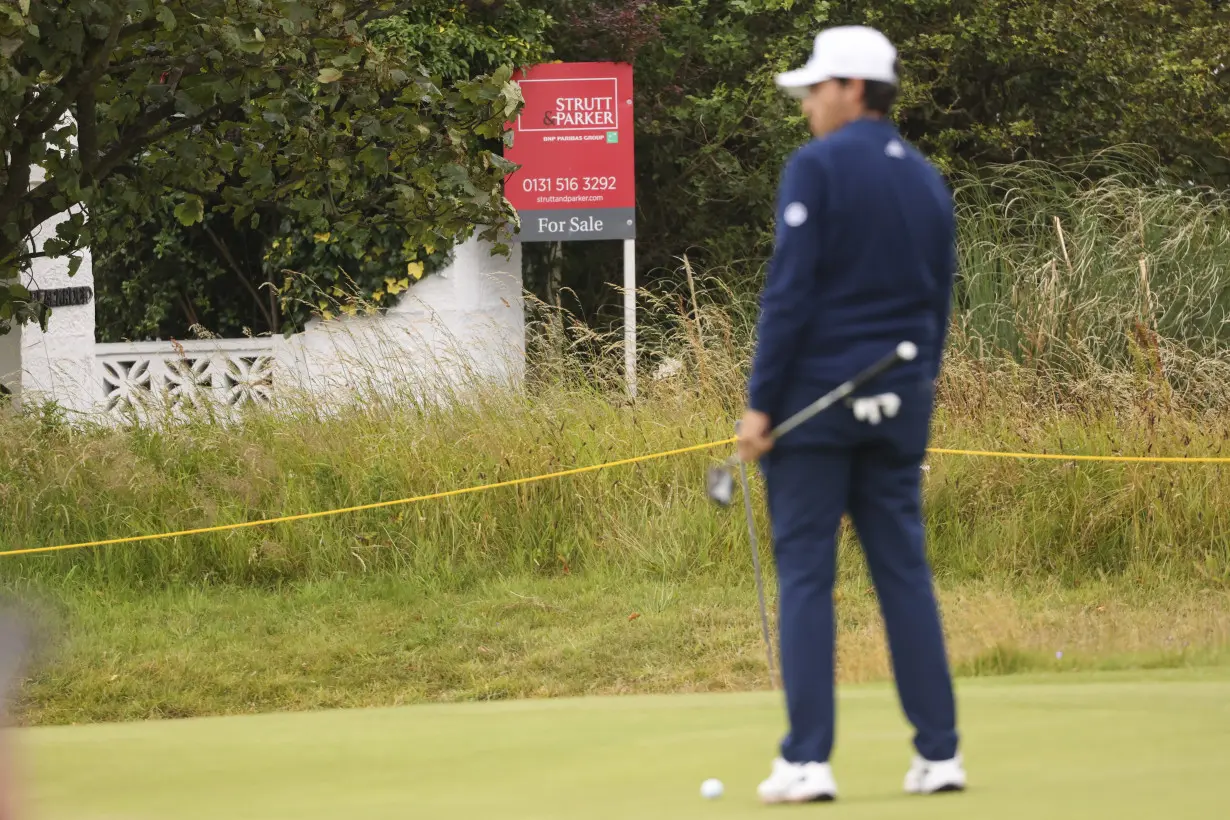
{"left": 885, "top": 140, "right": 906, "bottom": 159}
{"left": 783, "top": 202, "right": 808, "bottom": 227}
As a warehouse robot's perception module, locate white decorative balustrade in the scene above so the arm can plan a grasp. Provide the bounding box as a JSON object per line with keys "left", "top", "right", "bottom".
{"left": 95, "top": 338, "right": 277, "bottom": 416}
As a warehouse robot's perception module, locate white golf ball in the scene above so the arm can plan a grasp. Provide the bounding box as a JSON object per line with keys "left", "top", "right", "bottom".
{"left": 700, "top": 778, "right": 724, "bottom": 799}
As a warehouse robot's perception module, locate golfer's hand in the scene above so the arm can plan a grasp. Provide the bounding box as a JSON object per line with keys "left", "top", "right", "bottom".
{"left": 737, "top": 409, "right": 774, "bottom": 462}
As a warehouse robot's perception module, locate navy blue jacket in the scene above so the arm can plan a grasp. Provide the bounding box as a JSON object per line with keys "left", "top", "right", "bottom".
{"left": 747, "top": 117, "right": 956, "bottom": 448}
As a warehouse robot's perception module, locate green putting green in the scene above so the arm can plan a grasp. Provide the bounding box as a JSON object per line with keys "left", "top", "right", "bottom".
{"left": 20, "top": 668, "right": 1230, "bottom": 819}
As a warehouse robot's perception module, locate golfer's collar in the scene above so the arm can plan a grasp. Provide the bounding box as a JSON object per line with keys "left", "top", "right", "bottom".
{"left": 842, "top": 115, "right": 894, "bottom": 133}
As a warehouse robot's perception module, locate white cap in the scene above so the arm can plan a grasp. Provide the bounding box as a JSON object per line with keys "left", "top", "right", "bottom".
{"left": 775, "top": 26, "right": 898, "bottom": 99}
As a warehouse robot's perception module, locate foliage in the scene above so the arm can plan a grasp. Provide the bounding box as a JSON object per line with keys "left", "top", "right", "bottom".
{"left": 93, "top": 199, "right": 278, "bottom": 340}
{"left": 370, "top": 0, "right": 552, "bottom": 81}
{"left": 8, "top": 0, "right": 1229, "bottom": 340}
{"left": 89, "top": 0, "right": 555, "bottom": 341}
{"left": 92, "top": 0, "right": 554, "bottom": 340}
{"left": 92, "top": 185, "right": 457, "bottom": 340}
{"left": 0, "top": 0, "right": 525, "bottom": 337}
{"left": 534, "top": 0, "right": 1230, "bottom": 320}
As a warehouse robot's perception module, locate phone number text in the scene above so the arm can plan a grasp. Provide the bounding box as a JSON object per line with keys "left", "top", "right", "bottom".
{"left": 521, "top": 177, "right": 617, "bottom": 193}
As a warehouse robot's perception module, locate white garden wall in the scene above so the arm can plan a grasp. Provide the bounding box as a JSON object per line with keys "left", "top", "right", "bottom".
{"left": 3, "top": 173, "right": 524, "bottom": 421}
{"left": 279, "top": 236, "right": 525, "bottom": 411}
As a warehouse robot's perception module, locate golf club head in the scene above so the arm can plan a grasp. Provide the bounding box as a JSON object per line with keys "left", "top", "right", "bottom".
{"left": 706, "top": 465, "right": 735, "bottom": 507}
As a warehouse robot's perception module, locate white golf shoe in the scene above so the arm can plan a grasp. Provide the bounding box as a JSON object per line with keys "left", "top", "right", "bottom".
{"left": 757, "top": 757, "right": 838, "bottom": 804}
{"left": 903, "top": 754, "right": 967, "bottom": 795}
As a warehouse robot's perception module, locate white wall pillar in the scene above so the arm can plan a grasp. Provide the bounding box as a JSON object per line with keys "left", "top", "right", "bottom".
{"left": 17, "top": 164, "right": 97, "bottom": 414}
{"left": 394, "top": 235, "right": 526, "bottom": 388}
{"left": 278, "top": 234, "right": 525, "bottom": 409}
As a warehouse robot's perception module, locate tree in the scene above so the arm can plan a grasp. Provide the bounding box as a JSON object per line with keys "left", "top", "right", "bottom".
{"left": 0, "top": 0, "right": 525, "bottom": 336}
{"left": 530, "top": 0, "right": 1229, "bottom": 324}
{"left": 89, "top": 0, "right": 553, "bottom": 341}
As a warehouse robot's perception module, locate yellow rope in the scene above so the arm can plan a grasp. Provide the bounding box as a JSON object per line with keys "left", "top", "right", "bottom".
{"left": 2, "top": 438, "right": 1227, "bottom": 559}
{"left": 927, "top": 447, "right": 1230, "bottom": 464}
{"left": 0, "top": 438, "right": 737, "bottom": 559}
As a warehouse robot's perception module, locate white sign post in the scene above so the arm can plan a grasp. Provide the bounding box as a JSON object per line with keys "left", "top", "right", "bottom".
{"left": 623, "top": 238, "right": 636, "bottom": 398}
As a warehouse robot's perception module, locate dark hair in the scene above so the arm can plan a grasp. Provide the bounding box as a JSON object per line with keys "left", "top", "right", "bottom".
{"left": 836, "top": 59, "right": 901, "bottom": 115}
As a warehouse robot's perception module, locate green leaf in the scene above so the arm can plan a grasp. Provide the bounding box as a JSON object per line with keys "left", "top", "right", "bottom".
{"left": 42, "top": 237, "right": 69, "bottom": 257}
{"left": 284, "top": 2, "right": 316, "bottom": 24}
{"left": 261, "top": 109, "right": 288, "bottom": 128}
{"left": 173, "top": 196, "right": 204, "bottom": 226}
{"left": 356, "top": 145, "right": 389, "bottom": 175}
{"left": 155, "top": 5, "right": 176, "bottom": 30}
{"left": 317, "top": 67, "right": 343, "bottom": 84}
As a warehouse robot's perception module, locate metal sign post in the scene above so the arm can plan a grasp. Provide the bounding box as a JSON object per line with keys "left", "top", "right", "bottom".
{"left": 623, "top": 238, "right": 636, "bottom": 398}
{"left": 504, "top": 62, "right": 637, "bottom": 396}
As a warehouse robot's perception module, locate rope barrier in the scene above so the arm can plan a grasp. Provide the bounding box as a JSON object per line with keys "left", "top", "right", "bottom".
{"left": 2, "top": 439, "right": 1226, "bottom": 559}
{"left": 927, "top": 448, "right": 1230, "bottom": 464}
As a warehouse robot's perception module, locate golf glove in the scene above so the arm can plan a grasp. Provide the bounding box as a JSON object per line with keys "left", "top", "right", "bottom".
{"left": 851, "top": 392, "right": 901, "bottom": 426}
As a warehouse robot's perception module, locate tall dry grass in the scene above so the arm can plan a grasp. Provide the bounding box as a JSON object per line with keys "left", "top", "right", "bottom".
{"left": 1, "top": 156, "right": 1228, "bottom": 590}
{"left": 952, "top": 150, "right": 1230, "bottom": 407}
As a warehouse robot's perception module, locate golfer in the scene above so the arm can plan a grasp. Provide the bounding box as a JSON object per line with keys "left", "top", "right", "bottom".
{"left": 737, "top": 25, "right": 965, "bottom": 803}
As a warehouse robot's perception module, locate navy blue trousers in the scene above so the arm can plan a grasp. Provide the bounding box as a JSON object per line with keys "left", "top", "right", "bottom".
{"left": 761, "top": 432, "right": 958, "bottom": 764}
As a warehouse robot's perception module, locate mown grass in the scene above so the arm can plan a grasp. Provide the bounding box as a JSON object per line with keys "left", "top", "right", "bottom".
{"left": 2, "top": 157, "right": 1230, "bottom": 724}
{"left": 24, "top": 670, "right": 1230, "bottom": 819}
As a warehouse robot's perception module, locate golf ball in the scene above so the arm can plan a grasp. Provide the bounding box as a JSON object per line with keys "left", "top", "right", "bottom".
{"left": 700, "top": 778, "right": 724, "bottom": 799}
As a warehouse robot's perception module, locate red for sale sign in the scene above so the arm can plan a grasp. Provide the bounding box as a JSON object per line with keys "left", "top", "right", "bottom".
{"left": 504, "top": 62, "right": 635, "bottom": 242}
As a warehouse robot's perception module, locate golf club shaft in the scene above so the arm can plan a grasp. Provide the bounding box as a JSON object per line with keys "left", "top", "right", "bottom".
{"left": 737, "top": 454, "right": 777, "bottom": 690}
{"left": 771, "top": 345, "right": 911, "bottom": 441}
{"left": 733, "top": 420, "right": 778, "bottom": 688}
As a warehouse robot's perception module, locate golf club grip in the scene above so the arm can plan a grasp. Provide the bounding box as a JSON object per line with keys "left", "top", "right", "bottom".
{"left": 771, "top": 345, "right": 910, "bottom": 440}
